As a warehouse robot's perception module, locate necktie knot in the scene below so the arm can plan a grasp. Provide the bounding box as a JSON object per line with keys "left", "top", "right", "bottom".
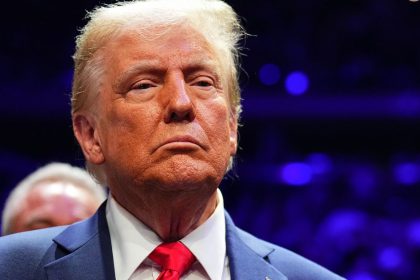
{"left": 149, "top": 241, "right": 196, "bottom": 280}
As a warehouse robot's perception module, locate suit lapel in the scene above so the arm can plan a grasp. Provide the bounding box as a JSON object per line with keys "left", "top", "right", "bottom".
{"left": 44, "top": 203, "right": 116, "bottom": 280}
{"left": 225, "top": 213, "right": 288, "bottom": 280}
{"left": 42, "top": 203, "right": 286, "bottom": 280}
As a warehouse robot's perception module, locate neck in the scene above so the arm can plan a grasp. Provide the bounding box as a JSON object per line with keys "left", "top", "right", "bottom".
{"left": 112, "top": 187, "right": 219, "bottom": 242}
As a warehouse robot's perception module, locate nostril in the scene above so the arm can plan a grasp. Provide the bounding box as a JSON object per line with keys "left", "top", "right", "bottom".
{"left": 169, "top": 111, "right": 194, "bottom": 122}
{"left": 170, "top": 112, "right": 180, "bottom": 122}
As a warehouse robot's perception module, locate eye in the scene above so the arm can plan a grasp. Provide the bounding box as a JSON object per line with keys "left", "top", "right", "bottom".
{"left": 132, "top": 81, "right": 155, "bottom": 90}
{"left": 196, "top": 80, "right": 212, "bottom": 87}
{"left": 192, "top": 77, "right": 214, "bottom": 89}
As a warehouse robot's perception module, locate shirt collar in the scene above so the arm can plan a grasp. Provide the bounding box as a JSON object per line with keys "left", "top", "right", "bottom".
{"left": 106, "top": 189, "right": 226, "bottom": 280}
{"left": 181, "top": 190, "right": 226, "bottom": 280}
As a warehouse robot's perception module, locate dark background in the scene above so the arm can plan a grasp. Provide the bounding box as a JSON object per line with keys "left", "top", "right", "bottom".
{"left": 1, "top": 1, "right": 420, "bottom": 279}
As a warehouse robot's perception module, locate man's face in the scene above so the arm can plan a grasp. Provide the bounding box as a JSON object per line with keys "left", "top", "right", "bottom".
{"left": 79, "top": 25, "right": 237, "bottom": 198}
{"left": 9, "top": 181, "right": 99, "bottom": 234}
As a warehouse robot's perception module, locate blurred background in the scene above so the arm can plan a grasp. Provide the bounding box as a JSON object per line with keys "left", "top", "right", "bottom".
{"left": 1, "top": 0, "right": 420, "bottom": 279}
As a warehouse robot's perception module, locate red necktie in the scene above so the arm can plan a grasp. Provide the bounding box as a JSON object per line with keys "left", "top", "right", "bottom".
{"left": 148, "top": 241, "right": 196, "bottom": 280}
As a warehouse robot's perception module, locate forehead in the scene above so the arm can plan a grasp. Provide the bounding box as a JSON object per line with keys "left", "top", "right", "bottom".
{"left": 101, "top": 24, "right": 221, "bottom": 71}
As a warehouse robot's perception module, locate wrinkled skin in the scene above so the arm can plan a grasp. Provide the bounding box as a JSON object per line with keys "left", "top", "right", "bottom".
{"left": 73, "top": 24, "right": 237, "bottom": 241}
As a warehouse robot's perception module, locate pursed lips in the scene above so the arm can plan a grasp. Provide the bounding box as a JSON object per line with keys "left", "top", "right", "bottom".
{"left": 154, "top": 135, "right": 205, "bottom": 152}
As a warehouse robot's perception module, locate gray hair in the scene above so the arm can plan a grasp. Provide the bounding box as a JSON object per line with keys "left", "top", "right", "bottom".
{"left": 71, "top": 0, "right": 246, "bottom": 183}
{"left": 1, "top": 162, "right": 107, "bottom": 235}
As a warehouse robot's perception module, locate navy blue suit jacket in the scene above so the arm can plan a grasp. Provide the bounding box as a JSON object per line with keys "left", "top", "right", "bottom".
{"left": 0, "top": 202, "right": 344, "bottom": 280}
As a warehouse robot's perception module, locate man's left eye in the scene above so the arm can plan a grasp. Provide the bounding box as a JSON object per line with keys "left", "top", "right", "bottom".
{"left": 195, "top": 80, "right": 213, "bottom": 87}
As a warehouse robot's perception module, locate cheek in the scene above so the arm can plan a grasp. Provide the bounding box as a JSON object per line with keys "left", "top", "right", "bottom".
{"left": 199, "top": 99, "right": 232, "bottom": 149}
{"left": 101, "top": 104, "right": 158, "bottom": 155}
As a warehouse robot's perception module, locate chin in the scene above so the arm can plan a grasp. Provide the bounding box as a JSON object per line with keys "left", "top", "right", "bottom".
{"left": 143, "top": 159, "right": 225, "bottom": 192}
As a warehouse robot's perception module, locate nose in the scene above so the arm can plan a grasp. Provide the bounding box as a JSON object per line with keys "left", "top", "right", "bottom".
{"left": 163, "top": 73, "right": 195, "bottom": 123}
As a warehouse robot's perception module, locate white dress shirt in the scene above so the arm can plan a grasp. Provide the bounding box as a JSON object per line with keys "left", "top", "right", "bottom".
{"left": 106, "top": 189, "right": 231, "bottom": 280}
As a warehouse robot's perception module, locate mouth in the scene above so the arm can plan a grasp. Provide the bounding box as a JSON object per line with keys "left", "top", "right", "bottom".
{"left": 155, "top": 135, "right": 203, "bottom": 152}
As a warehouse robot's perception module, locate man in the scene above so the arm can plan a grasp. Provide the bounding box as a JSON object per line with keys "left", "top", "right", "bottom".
{"left": 1, "top": 162, "right": 106, "bottom": 235}
{"left": 0, "top": 0, "right": 345, "bottom": 279}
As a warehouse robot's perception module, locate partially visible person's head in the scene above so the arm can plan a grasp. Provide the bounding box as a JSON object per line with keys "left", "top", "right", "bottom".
{"left": 71, "top": 0, "right": 245, "bottom": 185}
{"left": 1, "top": 162, "right": 106, "bottom": 235}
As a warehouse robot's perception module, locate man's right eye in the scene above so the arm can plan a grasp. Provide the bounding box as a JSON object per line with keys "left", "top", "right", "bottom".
{"left": 132, "top": 82, "right": 155, "bottom": 90}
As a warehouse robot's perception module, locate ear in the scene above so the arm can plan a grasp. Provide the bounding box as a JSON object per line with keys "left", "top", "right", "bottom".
{"left": 72, "top": 113, "right": 105, "bottom": 165}
{"left": 229, "top": 111, "right": 238, "bottom": 156}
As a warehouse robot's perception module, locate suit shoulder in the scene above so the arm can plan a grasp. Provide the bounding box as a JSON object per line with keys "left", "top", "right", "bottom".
{"left": 0, "top": 226, "right": 66, "bottom": 279}
{"left": 236, "top": 228, "right": 346, "bottom": 280}
{"left": 0, "top": 226, "right": 65, "bottom": 254}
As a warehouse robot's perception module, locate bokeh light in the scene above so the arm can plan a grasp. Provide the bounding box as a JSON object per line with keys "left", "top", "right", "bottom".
{"left": 279, "top": 162, "right": 312, "bottom": 186}
{"left": 349, "top": 166, "right": 378, "bottom": 198}
{"left": 285, "top": 71, "right": 309, "bottom": 95}
{"left": 319, "top": 210, "right": 367, "bottom": 252}
{"left": 407, "top": 220, "right": 420, "bottom": 246}
{"left": 393, "top": 162, "right": 420, "bottom": 185}
{"left": 306, "top": 153, "right": 333, "bottom": 175}
{"left": 377, "top": 247, "right": 403, "bottom": 271}
{"left": 259, "top": 63, "right": 281, "bottom": 86}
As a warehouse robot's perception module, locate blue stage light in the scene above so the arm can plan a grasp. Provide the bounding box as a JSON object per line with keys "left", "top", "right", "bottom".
{"left": 349, "top": 166, "right": 377, "bottom": 198}
{"left": 393, "top": 162, "right": 420, "bottom": 185}
{"left": 407, "top": 220, "right": 420, "bottom": 246}
{"left": 319, "top": 210, "right": 367, "bottom": 252}
{"left": 279, "top": 162, "right": 312, "bottom": 186}
{"left": 259, "top": 63, "right": 281, "bottom": 86}
{"left": 377, "top": 247, "right": 403, "bottom": 271}
{"left": 285, "top": 71, "right": 309, "bottom": 95}
{"left": 306, "top": 153, "right": 332, "bottom": 175}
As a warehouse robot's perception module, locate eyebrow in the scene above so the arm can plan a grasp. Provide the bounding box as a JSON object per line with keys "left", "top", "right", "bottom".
{"left": 112, "top": 60, "right": 164, "bottom": 92}
{"left": 112, "top": 57, "right": 222, "bottom": 92}
{"left": 183, "top": 61, "right": 221, "bottom": 79}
